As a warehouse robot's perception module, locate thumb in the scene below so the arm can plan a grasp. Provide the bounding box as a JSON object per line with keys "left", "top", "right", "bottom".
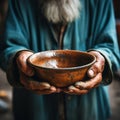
{"left": 87, "top": 69, "right": 95, "bottom": 78}
{"left": 16, "top": 50, "right": 34, "bottom": 76}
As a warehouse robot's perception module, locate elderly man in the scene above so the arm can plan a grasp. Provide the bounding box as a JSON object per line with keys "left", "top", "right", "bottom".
{"left": 0, "top": 0, "right": 120, "bottom": 120}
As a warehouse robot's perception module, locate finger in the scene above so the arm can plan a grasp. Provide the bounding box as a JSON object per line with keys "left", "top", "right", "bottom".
{"left": 21, "top": 79, "right": 59, "bottom": 94}
{"left": 20, "top": 72, "right": 62, "bottom": 94}
{"left": 16, "top": 51, "right": 34, "bottom": 76}
{"left": 88, "top": 51, "right": 105, "bottom": 78}
{"left": 22, "top": 80, "right": 51, "bottom": 91}
{"left": 63, "top": 85, "right": 88, "bottom": 95}
{"left": 32, "top": 86, "right": 61, "bottom": 95}
{"left": 75, "top": 73, "right": 102, "bottom": 90}
{"left": 49, "top": 86, "right": 62, "bottom": 93}
{"left": 34, "top": 89, "right": 58, "bottom": 95}
{"left": 20, "top": 73, "right": 51, "bottom": 90}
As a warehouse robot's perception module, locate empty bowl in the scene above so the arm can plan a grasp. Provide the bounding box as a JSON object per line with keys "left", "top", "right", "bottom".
{"left": 27, "top": 50, "right": 96, "bottom": 87}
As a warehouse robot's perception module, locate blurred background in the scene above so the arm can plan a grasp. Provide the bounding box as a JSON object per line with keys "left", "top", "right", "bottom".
{"left": 0, "top": 0, "right": 120, "bottom": 120}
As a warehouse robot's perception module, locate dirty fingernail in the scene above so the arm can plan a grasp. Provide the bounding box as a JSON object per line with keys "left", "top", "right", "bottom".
{"left": 88, "top": 69, "right": 95, "bottom": 78}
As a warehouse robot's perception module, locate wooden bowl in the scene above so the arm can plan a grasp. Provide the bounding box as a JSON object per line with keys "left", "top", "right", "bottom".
{"left": 27, "top": 50, "right": 96, "bottom": 87}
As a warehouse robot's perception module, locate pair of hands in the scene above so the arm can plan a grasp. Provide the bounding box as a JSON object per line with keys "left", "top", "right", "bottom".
{"left": 16, "top": 50, "right": 105, "bottom": 95}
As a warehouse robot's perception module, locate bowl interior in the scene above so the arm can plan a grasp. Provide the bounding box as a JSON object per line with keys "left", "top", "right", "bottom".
{"left": 28, "top": 50, "right": 96, "bottom": 69}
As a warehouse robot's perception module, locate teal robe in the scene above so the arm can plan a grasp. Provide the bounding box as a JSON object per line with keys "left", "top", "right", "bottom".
{"left": 0, "top": 0, "right": 120, "bottom": 120}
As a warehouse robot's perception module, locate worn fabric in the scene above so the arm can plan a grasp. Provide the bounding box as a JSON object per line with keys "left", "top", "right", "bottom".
{"left": 0, "top": 0, "right": 120, "bottom": 120}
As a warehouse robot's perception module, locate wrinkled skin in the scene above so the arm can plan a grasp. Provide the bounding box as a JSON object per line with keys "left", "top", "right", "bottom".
{"left": 16, "top": 50, "right": 105, "bottom": 95}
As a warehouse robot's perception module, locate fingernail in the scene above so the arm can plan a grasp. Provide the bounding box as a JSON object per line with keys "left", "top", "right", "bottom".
{"left": 50, "top": 86, "right": 56, "bottom": 91}
{"left": 68, "top": 86, "right": 75, "bottom": 91}
{"left": 75, "top": 82, "right": 84, "bottom": 89}
{"left": 88, "top": 69, "right": 95, "bottom": 78}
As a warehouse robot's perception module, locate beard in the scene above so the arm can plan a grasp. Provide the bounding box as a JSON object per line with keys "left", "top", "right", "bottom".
{"left": 39, "top": 0, "right": 81, "bottom": 24}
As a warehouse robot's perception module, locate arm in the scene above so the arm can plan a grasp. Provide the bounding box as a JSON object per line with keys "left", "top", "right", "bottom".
{"left": 63, "top": 0, "right": 120, "bottom": 95}
{"left": 89, "top": 0, "right": 120, "bottom": 84}
{"left": 0, "top": 0, "right": 30, "bottom": 86}
{"left": 0, "top": 0, "right": 61, "bottom": 94}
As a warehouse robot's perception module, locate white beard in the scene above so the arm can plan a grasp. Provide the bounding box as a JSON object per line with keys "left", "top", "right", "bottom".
{"left": 39, "top": 0, "right": 81, "bottom": 24}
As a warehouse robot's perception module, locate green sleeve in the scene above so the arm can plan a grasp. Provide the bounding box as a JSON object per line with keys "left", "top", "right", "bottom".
{"left": 0, "top": 0, "right": 30, "bottom": 71}
{"left": 88, "top": 0, "right": 120, "bottom": 84}
{"left": 0, "top": 0, "right": 31, "bottom": 87}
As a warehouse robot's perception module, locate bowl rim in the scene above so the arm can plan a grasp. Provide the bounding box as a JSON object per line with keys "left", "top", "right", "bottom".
{"left": 27, "top": 50, "right": 96, "bottom": 70}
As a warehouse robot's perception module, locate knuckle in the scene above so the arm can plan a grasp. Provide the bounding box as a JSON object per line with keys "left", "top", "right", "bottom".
{"left": 91, "top": 64, "right": 99, "bottom": 73}
{"left": 86, "top": 84, "right": 93, "bottom": 90}
{"left": 93, "top": 62, "right": 104, "bottom": 73}
{"left": 80, "top": 82, "right": 91, "bottom": 90}
{"left": 16, "top": 55, "right": 25, "bottom": 68}
{"left": 100, "top": 56, "right": 105, "bottom": 63}
{"left": 17, "top": 53, "right": 25, "bottom": 62}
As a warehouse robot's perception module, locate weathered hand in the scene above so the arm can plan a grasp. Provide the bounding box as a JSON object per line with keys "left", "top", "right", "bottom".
{"left": 63, "top": 51, "right": 105, "bottom": 95}
{"left": 16, "top": 50, "right": 61, "bottom": 95}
